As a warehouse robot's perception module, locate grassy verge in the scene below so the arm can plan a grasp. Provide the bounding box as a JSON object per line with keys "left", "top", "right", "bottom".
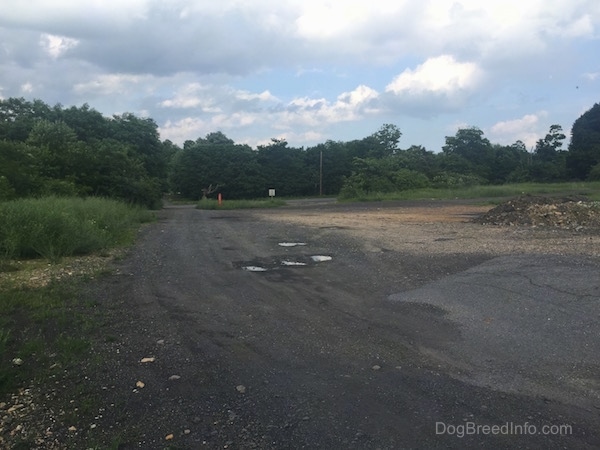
{"left": 0, "top": 196, "right": 153, "bottom": 402}
{"left": 339, "top": 182, "right": 600, "bottom": 203}
{"left": 0, "top": 196, "right": 154, "bottom": 262}
{"left": 197, "top": 198, "right": 287, "bottom": 209}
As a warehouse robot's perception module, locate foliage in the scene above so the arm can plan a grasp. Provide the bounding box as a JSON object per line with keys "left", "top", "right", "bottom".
{"left": 0, "top": 98, "right": 170, "bottom": 207}
{"left": 0, "top": 197, "right": 153, "bottom": 261}
{"left": 431, "top": 172, "right": 485, "bottom": 188}
{"left": 339, "top": 157, "right": 429, "bottom": 199}
{"left": 170, "top": 137, "right": 266, "bottom": 200}
{"left": 3, "top": 96, "right": 600, "bottom": 203}
{"left": 567, "top": 103, "right": 600, "bottom": 180}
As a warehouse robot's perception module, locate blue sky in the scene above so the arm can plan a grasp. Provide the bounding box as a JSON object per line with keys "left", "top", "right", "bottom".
{"left": 0, "top": 0, "right": 598, "bottom": 152}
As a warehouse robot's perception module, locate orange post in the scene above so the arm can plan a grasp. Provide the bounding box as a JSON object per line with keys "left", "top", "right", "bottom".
{"left": 218, "top": 193, "right": 222, "bottom": 206}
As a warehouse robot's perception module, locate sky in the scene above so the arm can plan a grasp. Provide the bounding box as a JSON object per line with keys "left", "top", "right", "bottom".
{"left": 0, "top": 0, "right": 599, "bottom": 152}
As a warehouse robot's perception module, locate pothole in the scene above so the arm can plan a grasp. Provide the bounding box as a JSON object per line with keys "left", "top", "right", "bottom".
{"left": 242, "top": 266, "right": 269, "bottom": 272}
{"left": 310, "top": 255, "right": 333, "bottom": 262}
{"left": 234, "top": 255, "right": 333, "bottom": 272}
{"left": 281, "top": 260, "right": 308, "bottom": 266}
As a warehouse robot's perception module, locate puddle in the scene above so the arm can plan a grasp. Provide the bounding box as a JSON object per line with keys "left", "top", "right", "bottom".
{"left": 278, "top": 242, "right": 307, "bottom": 247}
{"left": 311, "top": 255, "right": 333, "bottom": 262}
{"left": 235, "top": 254, "right": 332, "bottom": 273}
{"left": 281, "top": 260, "right": 308, "bottom": 266}
{"left": 242, "top": 266, "right": 269, "bottom": 272}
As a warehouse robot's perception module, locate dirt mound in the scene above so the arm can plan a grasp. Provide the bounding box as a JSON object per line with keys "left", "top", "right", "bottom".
{"left": 474, "top": 195, "right": 600, "bottom": 231}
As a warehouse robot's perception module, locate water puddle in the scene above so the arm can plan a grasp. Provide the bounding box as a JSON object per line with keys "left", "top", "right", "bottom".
{"left": 281, "top": 260, "right": 308, "bottom": 266}
{"left": 242, "top": 266, "right": 269, "bottom": 272}
{"left": 235, "top": 255, "right": 332, "bottom": 272}
{"left": 278, "top": 242, "right": 307, "bottom": 247}
{"left": 311, "top": 255, "right": 333, "bottom": 262}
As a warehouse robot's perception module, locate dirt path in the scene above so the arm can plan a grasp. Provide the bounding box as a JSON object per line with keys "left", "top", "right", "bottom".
{"left": 38, "top": 201, "right": 600, "bottom": 448}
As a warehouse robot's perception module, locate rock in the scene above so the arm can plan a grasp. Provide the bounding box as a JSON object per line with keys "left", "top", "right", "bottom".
{"left": 372, "top": 365, "right": 381, "bottom": 371}
{"left": 165, "top": 433, "right": 174, "bottom": 440}
{"left": 140, "top": 357, "right": 155, "bottom": 363}
{"left": 12, "top": 358, "right": 23, "bottom": 366}
{"left": 68, "top": 426, "right": 77, "bottom": 432}
{"left": 168, "top": 375, "right": 181, "bottom": 381}
{"left": 136, "top": 381, "right": 145, "bottom": 388}
{"left": 236, "top": 385, "right": 247, "bottom": 394}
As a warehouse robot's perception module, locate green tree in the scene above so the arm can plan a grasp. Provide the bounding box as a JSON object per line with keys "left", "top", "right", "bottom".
{"left": 0, "top": 141, "right": 41, "bottom": 197}
{"left": 306, "top": 140, "right": 352, "bottom": 195}
{"left": 529, "top": 125, "right": 567, "bottom": 182}
{"left": 567, "top": 103, "right": 600, "bottom": 180}
{"left": 257, "top": 139, "right": 312, "bottom": 196}
{"left": 442, "top": 127, "right": 494, "bottom": 181}
{"left": 26, "top": 119, "right": 83, "bottom": 182}
{"left": 170, "top": 134, "right": 265, "bottom": 200}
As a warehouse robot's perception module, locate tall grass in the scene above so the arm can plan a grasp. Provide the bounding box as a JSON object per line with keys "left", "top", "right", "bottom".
{"left": 340, "top": 182, "right": 600, "bottom": 203}
{"left": 0, "top": 196, "right": 154, "bottom": 261}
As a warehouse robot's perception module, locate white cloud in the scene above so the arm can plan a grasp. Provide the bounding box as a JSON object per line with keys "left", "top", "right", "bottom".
{"left": 40, "top": 33, "right": 78, "bottom": 58}
{"left": 1, "top": 0, "right": 599, "bottom": 150}
{"left": 386, "top": 55, "right": 482, "bottom": 96}
{"left": 159, "top": 83, "right": 217, "bottom": 110}
{"left": 489, "top": 112, "right": 548, "bottom": 148}
{"left": 159, "top": 117, "right": 208, "bottom": 144}
{"left": 20, "top": 82, "right": 34, "bottom": 93}
{"left": 73, "top": 74, "right": 152, "bottom": 96}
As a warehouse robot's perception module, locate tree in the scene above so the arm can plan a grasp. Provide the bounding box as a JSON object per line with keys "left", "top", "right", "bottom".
{"left": 372, "top": 123, "right": 402, "bottom": 156}
{"left": 257, "top": 139, "right": 312, "bottom": 196}
{"left": 442, "top": 127, "right": 494, "bottom": 181}
{"left": 567, "top": 103, "right": 600, "bottom": 180}
{"left": 26, "top": 119, "right": 82, "bottom": 181}
{"left": 534, "top": 124, "right": 565, "bottom": 162}
{"left": 170, "top": 137, "right": 265, "bottom": 200}
{"left": 306, "top": 140, "right": 352, "bottom": 195}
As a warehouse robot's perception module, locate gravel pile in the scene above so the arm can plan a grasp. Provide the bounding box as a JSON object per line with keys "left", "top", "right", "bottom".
{"left": 474, "top": 195, "right": 600, "bottom": 231}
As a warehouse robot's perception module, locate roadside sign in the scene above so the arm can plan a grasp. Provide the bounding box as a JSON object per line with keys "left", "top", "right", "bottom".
{"left": 269, "top": 189, "right": 275, "bottom": 197}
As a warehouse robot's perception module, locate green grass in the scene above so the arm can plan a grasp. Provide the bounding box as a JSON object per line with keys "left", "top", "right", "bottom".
{"left": 339, "top": 182, "right": 600, "bottom": 203}
{"left": 197, "top": 197, "right": 287, "bottom": 209}
{"left": 0, "top": 196, "right": 154, "bottom": 261}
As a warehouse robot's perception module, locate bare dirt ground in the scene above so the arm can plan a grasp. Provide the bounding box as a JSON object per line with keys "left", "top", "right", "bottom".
{"left": 3, "top": 198, "right": 600, "bottom": 449}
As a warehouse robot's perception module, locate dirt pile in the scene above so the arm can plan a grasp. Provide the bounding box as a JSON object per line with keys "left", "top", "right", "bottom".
{"left": 474, "top": 195, "right": 600, "bottom": 231}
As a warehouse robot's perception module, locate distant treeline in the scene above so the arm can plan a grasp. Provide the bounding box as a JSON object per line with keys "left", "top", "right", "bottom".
{"left": 1, "top": 98, "right": 599, "bottom": 204}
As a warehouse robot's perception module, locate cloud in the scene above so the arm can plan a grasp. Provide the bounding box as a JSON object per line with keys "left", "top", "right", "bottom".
{"left": 40, "top": 33, "right": 78, "bottom": 58}
{"left": 489, "top": 112, "right": 549, "bottom": 148}
{"left": 383, "top": 55, "right": 483, "bottom": 114}
{"left": 73, "top": 74, "right": 153, "bottom": 96}
{"left": 1, "top": 0, "right": 598, "bottom": 150}
{"left": 387, "top": 55, "right": 482, "bottom": 95}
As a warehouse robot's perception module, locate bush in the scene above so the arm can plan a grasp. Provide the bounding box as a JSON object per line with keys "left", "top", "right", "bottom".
{"left": 431, "top": 172, "right": 485, "bottom": 188}
{"left": 392, "top": 169, "right": 430, "bottom": 190}
{"left": 587, "top": 163, "right": 600, "bottom": 181}
{"left": 0, "top": 196, "right": 153, "bottom": 261}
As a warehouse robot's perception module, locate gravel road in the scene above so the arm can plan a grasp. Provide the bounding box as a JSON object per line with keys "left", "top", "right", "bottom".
{"left": 68, "top": 200, "right": 599, "bottom": 449}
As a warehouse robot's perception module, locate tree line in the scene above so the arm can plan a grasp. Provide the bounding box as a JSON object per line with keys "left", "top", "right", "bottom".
{"left": 1, "top": 97, "right": 599, "bottom": 205}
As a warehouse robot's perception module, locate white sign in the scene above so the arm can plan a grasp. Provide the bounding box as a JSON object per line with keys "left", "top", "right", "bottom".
{"left": 269, "top": 189, "right": 275, "bottom": 197}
